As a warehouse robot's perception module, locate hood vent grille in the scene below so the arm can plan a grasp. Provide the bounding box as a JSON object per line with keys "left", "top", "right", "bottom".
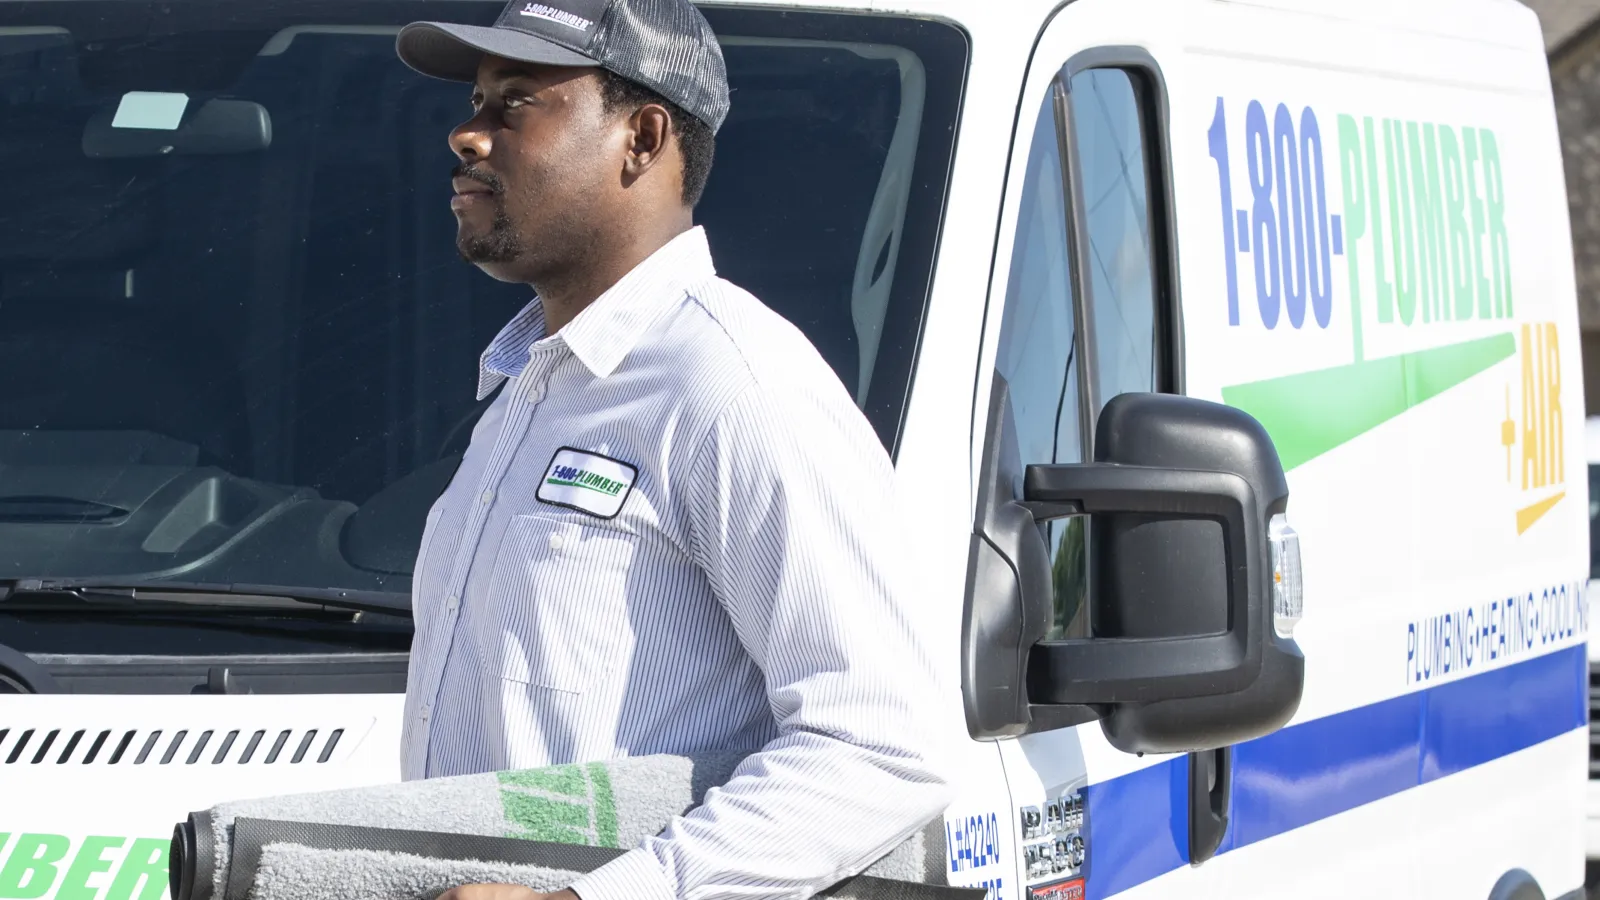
{"left": 0, "top": 726, "right": 345, "bottom": 766}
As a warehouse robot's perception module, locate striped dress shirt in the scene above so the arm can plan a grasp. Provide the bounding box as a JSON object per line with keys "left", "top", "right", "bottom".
{"left": 400, "top": 226, "right": 957, "bottom": 900}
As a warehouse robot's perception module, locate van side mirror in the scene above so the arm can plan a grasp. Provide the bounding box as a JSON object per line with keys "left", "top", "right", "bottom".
{"left": 961, "top": 373, "right": 1304, "bottom": 753}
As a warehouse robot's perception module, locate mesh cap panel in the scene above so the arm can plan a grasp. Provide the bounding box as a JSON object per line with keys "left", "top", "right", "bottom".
{"left": 397, "top": 0, "right": 729, "bottom": 133}
{"left": 589, "top": 0, "right": 729, "bottom": 132}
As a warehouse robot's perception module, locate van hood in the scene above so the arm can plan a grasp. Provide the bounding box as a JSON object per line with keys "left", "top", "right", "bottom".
{"left": 0, "top": 692, "right": 405, "bottom": 900}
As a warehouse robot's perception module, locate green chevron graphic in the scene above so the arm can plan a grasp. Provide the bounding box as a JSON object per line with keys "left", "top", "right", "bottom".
{"left": 1221, "top": 332, "right": 1516, "bottom": 471}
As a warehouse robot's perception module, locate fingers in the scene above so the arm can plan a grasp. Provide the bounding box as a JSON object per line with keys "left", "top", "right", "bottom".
{"left": 432, "top": 884, "right": 545, "bottom": 900}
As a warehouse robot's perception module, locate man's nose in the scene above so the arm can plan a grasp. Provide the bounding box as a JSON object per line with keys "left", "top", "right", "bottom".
{"left": 449, "top": 114, "right": 492, "bottom": 161}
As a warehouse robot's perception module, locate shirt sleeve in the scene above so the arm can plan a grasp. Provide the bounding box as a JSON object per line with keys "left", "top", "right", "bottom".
{"left": 566, "top": 376, "right": 960, "bottom": 900}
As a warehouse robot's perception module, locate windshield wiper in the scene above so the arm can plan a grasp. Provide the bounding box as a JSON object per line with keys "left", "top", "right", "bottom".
{"left": 0, "top": 579, "right": 411, "bottom": 617}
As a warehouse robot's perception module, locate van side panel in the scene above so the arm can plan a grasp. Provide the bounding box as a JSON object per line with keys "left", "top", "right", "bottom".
{"left": 1173, "top": 1, "right": 1587, "bottom": 897}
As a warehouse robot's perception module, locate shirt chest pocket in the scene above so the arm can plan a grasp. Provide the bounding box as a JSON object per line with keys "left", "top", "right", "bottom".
{"left": 478, "top": 513, "right": 636, "bottom": 694}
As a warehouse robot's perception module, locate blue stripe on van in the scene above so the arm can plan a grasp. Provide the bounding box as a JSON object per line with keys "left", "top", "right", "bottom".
{"left": 1080, "top": 755, "right": 1188, "bottom": 897}
{"left": 1083, "top": 643, "right": 1588, "bottom": 898}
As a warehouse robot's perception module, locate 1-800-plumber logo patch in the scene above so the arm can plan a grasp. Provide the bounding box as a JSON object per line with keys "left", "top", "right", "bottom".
{"left": 518, "top": 2, "right": 594, "bottom": 31}
{"left": 537, "top": 447, "right": 637, "bottom": 519}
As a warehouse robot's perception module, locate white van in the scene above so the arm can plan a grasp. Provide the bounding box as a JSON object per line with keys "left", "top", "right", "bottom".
{"left": 0, "top": 0, "right": 1589, "bottom": 899}
{"left": 1586, "top": 415, "right": 1600, "bottom": 866}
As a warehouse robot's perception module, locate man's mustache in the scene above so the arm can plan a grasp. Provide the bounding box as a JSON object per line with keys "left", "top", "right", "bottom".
{"left": 453, "top": 162, "right": 504, "bottom": 195}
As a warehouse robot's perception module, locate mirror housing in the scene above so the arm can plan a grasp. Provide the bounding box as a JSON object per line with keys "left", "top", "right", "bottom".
{"left": 960, "top": 374, "right": 1304, "bottom": 753}
{"left": 83, "top": 98, "right": 272, "bottom": 159}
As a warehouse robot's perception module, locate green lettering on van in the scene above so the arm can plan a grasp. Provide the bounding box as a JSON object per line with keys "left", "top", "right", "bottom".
{"left": 1338, "top": 116, "right": 1513, "bottom": 335}
{"left": 1384, "top": 119, "right": 1418, "bottom": 325}
{"left": 1337, "top": 114, "right": 1367, "bottom": 361}
{"left": 1463, "top": 127, "right": 1492, "bottom": 319}
{"left": 0, "top": 834, "right": 68, "bottom": 900}
{"left": 1408, "top": 121, "right": 1448, "bottom": 323}
{"left": 1362, "top": 116, "right": 1394, "bottom": 324}
{"left": 56, "top": 838, "right": 124, "bottom": 900}
{"left": 104, "top": 839, "right": 166, "bottom": 900}
{"left": 1439, "top": 124, "right": 1476, "bottom": 319}
{"left": 1480, "top": 128, "right": 1513, "bottom": 319}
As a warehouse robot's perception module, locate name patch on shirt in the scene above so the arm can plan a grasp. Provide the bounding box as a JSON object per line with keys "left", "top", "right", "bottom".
{"left": 537, "top": 447, "right": 637, "bottom": 519}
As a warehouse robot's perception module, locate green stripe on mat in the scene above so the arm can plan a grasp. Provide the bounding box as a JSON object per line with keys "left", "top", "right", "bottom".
{"left": 499, "top": 765, "right": 588, "bottom": 798}
{"left": 587, "top": 763, "right": 620, "bottom": 848}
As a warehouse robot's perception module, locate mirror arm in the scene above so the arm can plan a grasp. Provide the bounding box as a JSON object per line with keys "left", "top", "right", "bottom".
{"left": 1023, "top": 463, "right": 1254, "bottom": 520}
{"left": 1019, "top": 500, "right": 1084, "bottom": 521}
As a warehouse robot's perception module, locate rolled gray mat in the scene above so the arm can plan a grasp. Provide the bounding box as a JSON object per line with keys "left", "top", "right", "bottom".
{"left": 171, "top": 751, "right": 949, "bottom": 900}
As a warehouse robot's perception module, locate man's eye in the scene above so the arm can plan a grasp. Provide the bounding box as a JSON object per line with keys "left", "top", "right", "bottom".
{"left": 502, "top": 95, "right": 528, "bottom": 109}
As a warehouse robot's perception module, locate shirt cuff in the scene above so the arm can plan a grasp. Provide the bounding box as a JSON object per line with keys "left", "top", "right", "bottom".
{"left": 568, "top": 847, "right": 677, "bottom": 900}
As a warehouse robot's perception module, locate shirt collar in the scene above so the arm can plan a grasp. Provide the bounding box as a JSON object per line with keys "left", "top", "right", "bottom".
{"left": 475, "top": 226, "right": 716, "bottom": 400}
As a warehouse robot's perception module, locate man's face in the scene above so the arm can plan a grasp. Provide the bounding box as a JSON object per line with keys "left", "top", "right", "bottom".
{"left": 447, "top": 57, "right": 620, "bottom": 282}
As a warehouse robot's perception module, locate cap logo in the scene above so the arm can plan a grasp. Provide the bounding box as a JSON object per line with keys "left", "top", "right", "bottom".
{"left": 517, "top": 2, "right": 593, "bottom": 31}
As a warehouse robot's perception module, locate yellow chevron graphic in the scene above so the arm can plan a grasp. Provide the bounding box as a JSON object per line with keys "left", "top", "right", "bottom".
{"left": 1515, "top": 491, "right": 1565, "bottom": 535}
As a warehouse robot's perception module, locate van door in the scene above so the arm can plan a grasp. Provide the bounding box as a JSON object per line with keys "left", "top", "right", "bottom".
{"left": 969, "top": 2, "right": 1220, "bottom": 898}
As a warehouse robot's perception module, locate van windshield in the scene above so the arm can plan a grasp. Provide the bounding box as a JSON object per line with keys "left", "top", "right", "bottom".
{"left": 0, "top": 3, "right": 966, "bottom": 643}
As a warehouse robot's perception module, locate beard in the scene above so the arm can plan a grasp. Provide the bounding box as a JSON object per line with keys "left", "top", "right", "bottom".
{"left": 458, "top": 203, "right": 524, "bottom": 264}
{"left": 453, "top": 162, "right": 525, "bottom": 265}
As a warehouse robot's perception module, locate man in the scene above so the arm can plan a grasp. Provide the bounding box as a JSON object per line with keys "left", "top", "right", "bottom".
{"left": 391, "top": 1, "right": 958, "bottom": 900}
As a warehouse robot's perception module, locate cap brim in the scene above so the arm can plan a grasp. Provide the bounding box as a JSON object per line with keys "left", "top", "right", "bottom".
{"left": 396, "top": 21, "right": 599, "bottom": 83}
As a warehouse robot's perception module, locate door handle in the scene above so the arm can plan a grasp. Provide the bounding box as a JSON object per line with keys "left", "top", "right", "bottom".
{"left": 1188, "top": 746, "right": 1230, "bottom": 864}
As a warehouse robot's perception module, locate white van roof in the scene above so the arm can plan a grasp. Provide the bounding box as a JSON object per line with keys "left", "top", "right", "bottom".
{"left": 695, "top": 0, "right": 1539, "bottom": 51}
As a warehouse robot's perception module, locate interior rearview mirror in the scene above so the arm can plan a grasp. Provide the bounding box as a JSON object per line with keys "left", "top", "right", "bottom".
{"left": 82, "top": 97, "right": 272, "bottom": 158}
{"left": 961, "top": 373, "right": 1305, "bottom": 754}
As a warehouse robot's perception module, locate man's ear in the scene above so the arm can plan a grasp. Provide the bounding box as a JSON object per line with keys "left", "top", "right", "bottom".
{"left": 623, "top": 104, "right": 672, "bottom": 179}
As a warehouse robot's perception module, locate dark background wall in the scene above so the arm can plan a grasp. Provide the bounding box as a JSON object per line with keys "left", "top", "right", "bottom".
{"left": 1530, "top": 0, "right": 1600, "bottom": 413}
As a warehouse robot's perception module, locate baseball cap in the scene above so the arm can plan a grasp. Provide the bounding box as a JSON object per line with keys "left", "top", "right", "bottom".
{"left": 396, "top": 0, "right": 730, "bottom": 134}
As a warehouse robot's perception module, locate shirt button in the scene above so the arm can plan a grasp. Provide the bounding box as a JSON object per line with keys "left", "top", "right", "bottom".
{"left": 480, "top": 490, "right": 494, "bottom": 504}
{"left": 446, "top": 594, "right": 459, "bottom": 613}
{"left": 548, "top": 532, "right": 566, "bottom": 552}
{"left": 420, "top": 704, "right": 431, "bottom": 722}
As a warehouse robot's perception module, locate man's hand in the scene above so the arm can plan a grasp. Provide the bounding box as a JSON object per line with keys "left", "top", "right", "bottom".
{"left": 435, "top": 885, "right": 579, "bottom": 900}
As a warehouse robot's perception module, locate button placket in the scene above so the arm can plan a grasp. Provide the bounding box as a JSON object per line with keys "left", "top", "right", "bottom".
{"left": 424, "top": 365, "right": 542, "bottom": 749}
{"left": 420, "top": 348, "right": 562, "bottom": 774}
{"left": 443, "top": 365, "right": 543, "bottom": 592}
